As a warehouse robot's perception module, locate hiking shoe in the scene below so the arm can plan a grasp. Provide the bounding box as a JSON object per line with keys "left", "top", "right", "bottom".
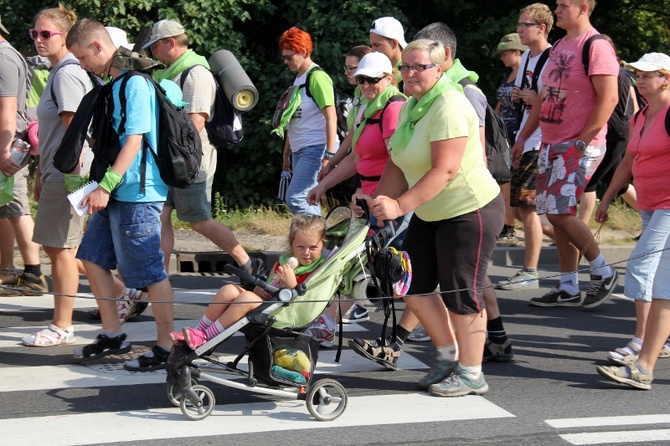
{"left": 530, "top": 287, "right": 581, "bottom": 307}
{"left": 496, "top": 269, "right": 539, "bottom": 290}
{"left": 596, "top": 362, "right": 652, "bottom": 390}
{"left": 182, "top": 327, "right": 209, "bottom": 350}
{"left": 23, "top": 324, "right": 75, "bottom": 347}
{"left": 342, "top": 304, "right": 369, "bottom": 323}
{"left": 582, "top": 269, "right": 619, "bottom": 309}
{"left": 497, "top": 226, "right": 517, "bottom": 245}
{"left": 74, "top": 333, "right": 131, "bottom": 362}
{"left": 483, "top": 338, "right": 513, "bottom": 362}
{"left": 429, "top": 369, "right": 489, "bottom": 397}
{"left": 407, "top": 324, "right": 431, "bottom": 342}
{"left": 304, "top": 315, "right": 335, "bottom": 348}
{"left": 0, "top": 272, "right": 48, "bottom": 296}
{"left": 349, "top": 337, "right": 401, "bottom": 371}
{"left": 123, "top": 345, "right": 170, "bottom": 372}
{"left": 608, "top": 341, "right": 670, "bottom": 365}
{"left": 418, "top": 359, "right": 457, "bottom": 389}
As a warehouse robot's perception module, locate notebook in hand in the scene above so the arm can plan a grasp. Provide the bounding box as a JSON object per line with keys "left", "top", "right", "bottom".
{"left": 67, "top": 181, "right": 99, "bottom": 216}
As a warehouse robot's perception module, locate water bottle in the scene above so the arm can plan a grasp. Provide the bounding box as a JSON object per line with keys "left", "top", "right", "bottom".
{"left": 10, "top": 138, "right": 30, "bottom": 168}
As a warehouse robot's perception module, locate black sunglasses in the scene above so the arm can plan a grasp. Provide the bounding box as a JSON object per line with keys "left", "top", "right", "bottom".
{"left": 356, "top": 76, "right": 385, "bottom": 85}
{"left": 28, "top": 28, "right": 64, "bottom": 41}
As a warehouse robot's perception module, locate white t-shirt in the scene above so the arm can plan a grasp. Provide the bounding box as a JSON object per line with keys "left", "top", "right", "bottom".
{"left": 514, "top": 47, "right": 550, "bottom": 153}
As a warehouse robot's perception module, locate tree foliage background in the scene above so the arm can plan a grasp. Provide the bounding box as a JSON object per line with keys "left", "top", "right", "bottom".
{"left": 2, "top": 0, "right": 669, "bottom": 209}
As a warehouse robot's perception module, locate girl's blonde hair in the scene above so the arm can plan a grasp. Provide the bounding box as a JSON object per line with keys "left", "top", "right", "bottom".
{"left": 288, "top": 214, "right": 327, "bottom": 247}
{"left": 34, "top": 3, "right": 77, "bottom": 32}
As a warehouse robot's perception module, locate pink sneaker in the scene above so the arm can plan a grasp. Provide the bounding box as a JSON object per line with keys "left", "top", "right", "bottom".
{"left": 169, "top": 331, "right": 185, "bottom": 345}
{"left": 182, "top": 326, "right": 208, "bottom": 350}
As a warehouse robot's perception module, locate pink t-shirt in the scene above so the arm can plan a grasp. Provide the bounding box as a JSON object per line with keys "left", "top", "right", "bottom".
{"left": 628, "top": 105, "right": 670, "bottom": 210}
{"left": 539, "top": 29, "right": 619, "bottom": 145}
{"left": 354, "top": 100, "right": 403, "bottom": 195}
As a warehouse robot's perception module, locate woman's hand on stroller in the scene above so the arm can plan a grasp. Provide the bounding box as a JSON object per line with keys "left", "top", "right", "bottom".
{"left": 254, "top": 286, "right": 272, "bottom": 300}
{"left": 350, "top": 192, "right": 372, "bottom": 218}
{"left": 372, "top": 195, "right": 402, "bottom": 224}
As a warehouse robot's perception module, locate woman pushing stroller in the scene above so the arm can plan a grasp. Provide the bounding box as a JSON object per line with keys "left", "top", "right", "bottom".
{"left": 171, "top": 214, "right": 327, "bottom": 350}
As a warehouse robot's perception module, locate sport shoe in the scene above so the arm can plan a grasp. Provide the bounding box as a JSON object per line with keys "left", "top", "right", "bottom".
{"left": 582, "top": 269, "right": 619, "bottom": 309}
{"left": 118, "top": 288, "right": 147, "bottom": 323}
{"left": 123, "top": 345, "right": 170, "bottom": 372}
{"left": 23, "top": 324, "right": 75, "bottom": 347}
{"left": 596, "top": 362, "right": 652, "bottom": 390}
{"left": 497, "top": 226, "right": 517, "bottom": 245}
{"left": 530, "top": 287, "right": 581, "bottom": 307}
{"left": 429, "top": 369, "right": 489, "bottom": 397}
{"left": 483, "top": 338, "right": 513, "bottom": 362}
{"left": 348, "top": 337, "right": 401, "bottom": 371}
{"left": 496, "top": 269, "right": 539, "bottom": 290}
{"left": 73, "top": 333, "right": 131, "bottom": 362}
{"left": 0, "top": 272, "right": 48, "bottom": 296}
{"left": 418, "top": 359, "right": 457, "bottom": 389}
{"left": 342, "top": 304, "right": 369, "bottom": 323}
{"left": 304, "top": 315, "right": 335, "bottom": 348}
{"left": 407, "top": 324, "right": 431, "bottom": 342}
{"left": 182, "top": 326, "right": 209, "bottom": 350}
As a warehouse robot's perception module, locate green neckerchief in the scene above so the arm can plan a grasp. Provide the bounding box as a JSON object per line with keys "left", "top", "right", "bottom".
{"left": 445, "top": 58, "right": 479, "bottom": 91}
{"left": 278, "top": 253, "right": 325, "bottom": 276}
{"left": 351, "top": 85, "right": 404, "bottom": 150}
{"left": 271, "top": 64, "right": 318, "bottom": 139}
{"left": 153, "top": 49, "right": 209, "bottom": 83}
{"left": 389, "top": 75, "right": 459, "bottom": 154}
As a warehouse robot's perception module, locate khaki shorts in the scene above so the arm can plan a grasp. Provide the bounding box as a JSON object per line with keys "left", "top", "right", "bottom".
{"left": 33, "top": 181, "right": 85, "bottom": 248}
{"left": 0, "top": 165, "right": 31, "bottom": 219}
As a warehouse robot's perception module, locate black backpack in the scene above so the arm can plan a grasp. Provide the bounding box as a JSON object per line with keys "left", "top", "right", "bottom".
{"left": 458, "top": 78, "right": 512, "bottom": 183}
{"left": 55, "top": 71, "right": 202, "bottom": 191}
{"left": 304, "top": 66, "right": 349, "bottom": 142}
{"left": 179, "top": 65, "right": 243, "bottom": 147}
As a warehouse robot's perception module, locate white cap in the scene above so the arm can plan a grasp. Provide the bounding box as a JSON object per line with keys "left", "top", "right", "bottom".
{"left": 352, "top": 52, "right": 393, "bottom": 78}
{"left": 105, "top": 26, "right": 133, "bottom": 51}
{"left": 142, "top": 20, "right": 185, "bottom": 49}
{"left": 370, "top": 17, "right": 407, "bottom": 48}
{"left": 625, "top": 52, "right": 670, "bottom": 73}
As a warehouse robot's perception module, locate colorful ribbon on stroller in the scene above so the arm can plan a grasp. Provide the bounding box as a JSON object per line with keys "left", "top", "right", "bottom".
{"left": 388, "top": 247, "right": 412, "bottom": 297}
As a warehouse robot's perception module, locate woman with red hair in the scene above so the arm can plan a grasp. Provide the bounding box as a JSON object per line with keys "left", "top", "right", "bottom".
{"left": 274, "top": 27, "right": 337, "bottom": 216}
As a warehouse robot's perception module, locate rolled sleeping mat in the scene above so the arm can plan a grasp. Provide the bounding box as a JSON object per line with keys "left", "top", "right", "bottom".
{"left": 208, "top": 49, "right": 259, "bottom": 112}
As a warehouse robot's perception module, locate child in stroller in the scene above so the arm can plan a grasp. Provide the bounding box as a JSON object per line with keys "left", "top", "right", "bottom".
{"left": 170, "top": 213, "right": 327, "bottom": 350}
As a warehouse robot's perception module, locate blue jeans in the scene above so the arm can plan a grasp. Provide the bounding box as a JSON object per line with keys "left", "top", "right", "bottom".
{"left": 77, "top": 199, "right": 167, "bottom": 289}
{"left": 287, "top": 144, "right": 323, "bottom": 215}
{"left": 625, "top": 209, "right": 670, "bottom": 301}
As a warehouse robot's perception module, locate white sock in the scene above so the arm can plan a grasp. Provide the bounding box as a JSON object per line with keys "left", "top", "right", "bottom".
{"left": 457, "top": 363, "right": 482, "bottom": 380}
{"left": 559, "top": 272, "right": 579, "bottom": 295}
{"left": 436, "top": 343, "right": 459, "bottom": 362}
{"left": 589, "top": 254, "right": 612, "bottom": 278}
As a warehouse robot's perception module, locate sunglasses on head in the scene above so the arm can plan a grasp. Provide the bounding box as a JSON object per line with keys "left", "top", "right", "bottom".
{"left": 29, "top": 28, "right": 65, "bottom": 41}
{"left": 356, "top": 76, "right": 385, "bottom": 85}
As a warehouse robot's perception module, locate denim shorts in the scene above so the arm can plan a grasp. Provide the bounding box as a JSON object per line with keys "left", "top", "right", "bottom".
{"left": 76, "top": 199, "right": 167, "bottom": 289}
{"left": 626, "top": 209, "right": 670, "bottom": 301}
{"left": 165, "top": 176, "right": 213, "bottom": 222}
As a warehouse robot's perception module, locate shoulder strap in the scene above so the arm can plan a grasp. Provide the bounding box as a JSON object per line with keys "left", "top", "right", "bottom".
{"left": 458, "top": 77, "right": 475, "bottom": 88}
{"left": 582, "top": 34, "right": 605, "bottom": 77}
{"left": 50, "top": 58, "right": 81, "bottom": 105}
{"left": 179, "top": 64, "right": 209, "bottom": 88}
{"left": 520, "top": 51, "right": 531, "bottom": 89}
{"left": 665, "top": 107, "right": 670, "bottom": 139}
{"left": 531, "top": 48, "right": 551, "bottom": 92}
{"left": 365, "top": 95, "right": 405, "bottom": 132}
{"left": 303, "top": 65, "right": 324, "bottom": 99}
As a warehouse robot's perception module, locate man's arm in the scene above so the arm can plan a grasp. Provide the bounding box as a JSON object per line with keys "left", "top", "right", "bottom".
{"left": 0, "top": 96, "right": 20, "bottom": 177}
{"left": 579, "top": 74, "right": 618, "bottom": 146}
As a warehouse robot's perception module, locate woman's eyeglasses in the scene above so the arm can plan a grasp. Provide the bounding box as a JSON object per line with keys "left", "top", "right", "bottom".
{"left": 344, "top": 65, "right": 358, "bottom": 73}
{"left": 399, "top": 63, "right": 437, "bottom": 72}
{"left": 281, "top": 52, "right": 297, "bottom": 61}
{"left": 356, "top": 76, "right": 385, "bottom": 85}
{"left": 29, "top": 28, "right": 65, "bottom": 41}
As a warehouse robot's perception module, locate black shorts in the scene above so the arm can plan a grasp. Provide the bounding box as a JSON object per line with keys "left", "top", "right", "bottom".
{"left": 401, "top": 194, "right": 504, "bottom": 315}
{"left": 585, "top": 138, "right": 629, "bottom": 194}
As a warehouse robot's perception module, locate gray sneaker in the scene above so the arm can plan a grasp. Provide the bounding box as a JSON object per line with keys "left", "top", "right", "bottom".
{"left": 582, "top": 269, "right": 619, "bottom": 309}
{"left": 530, "top": 287, "right": 581, "bottom": 307}
{"left": 429, "top": 370, "right": 489, "bottom": 397}
{"left": 418, "top": 359, "right": 457, "bottom": 390}
{"left": 496, "top": 269, "right": 539, "bottom": 290}
{"left": 596, "top": 362, "right": 652, "bottom": 390}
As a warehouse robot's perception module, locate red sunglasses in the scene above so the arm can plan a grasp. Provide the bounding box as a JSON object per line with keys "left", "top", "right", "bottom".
{"left": 28, "top": 28, "right": 64, "bottom": 41}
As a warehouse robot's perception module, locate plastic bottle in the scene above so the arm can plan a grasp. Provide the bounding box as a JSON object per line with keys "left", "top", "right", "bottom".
{"left": 10, "top": 138, "right": 31, "bottom": 168}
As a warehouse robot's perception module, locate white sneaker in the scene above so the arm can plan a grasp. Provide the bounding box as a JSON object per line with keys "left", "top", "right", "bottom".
{"left": 407, "top": 324, "right": 431, "bottom": 342}
{"left": 304, "top": 315, "right": 335, "bottom": 347}
{"left": 23, "top": 324, "right": 75, "bottom": 347}
{"left": 118, "top": 288, "right": 146, "bottom": 323}
{"left": 496, "top": 269, "right": 539, "bottom": 290}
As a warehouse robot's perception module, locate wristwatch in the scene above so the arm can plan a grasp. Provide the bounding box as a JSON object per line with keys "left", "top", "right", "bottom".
{"left": 575, "top": 139, "right": 587, "bottom": 151}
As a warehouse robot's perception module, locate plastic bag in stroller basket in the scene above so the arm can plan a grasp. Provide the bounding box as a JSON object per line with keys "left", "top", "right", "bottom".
{"left": 247, "top": 328, "right": 320, "bottom": 387}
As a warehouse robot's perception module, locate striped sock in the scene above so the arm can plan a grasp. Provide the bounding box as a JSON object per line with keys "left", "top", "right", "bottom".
{"left": 197, "top": 316, "right": 214, "bottom": 332}
{"left": 205, "top": 320, "right": 224, "bottom": 340}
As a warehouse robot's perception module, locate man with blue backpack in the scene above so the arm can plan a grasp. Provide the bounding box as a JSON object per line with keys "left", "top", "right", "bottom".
{"left": 144, "top": 19, "right": 263, "bottom": 279}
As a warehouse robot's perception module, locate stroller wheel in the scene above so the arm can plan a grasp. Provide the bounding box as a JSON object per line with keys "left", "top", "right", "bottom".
{"left": 166, "top": 378, "right": 198, "bottom": 407}
{"left": 180, "top": 385, "right": 216, "bottom": 421}
{"left": 306, "top": 378, "right": 348, "bottom": 421}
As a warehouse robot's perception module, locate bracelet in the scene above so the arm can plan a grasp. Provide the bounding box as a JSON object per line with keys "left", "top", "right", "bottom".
{"left": 517, "top": 136, "right": 526, "bottom": 143}
{"left": 323, "top": 152, "right": 334, "bottom": 159}
{"left": 99, "top": 167, "right": 123, "bottom": 193}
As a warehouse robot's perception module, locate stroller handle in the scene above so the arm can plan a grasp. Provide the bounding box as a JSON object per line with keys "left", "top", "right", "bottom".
{"left": 224, "top": 264, "right": 280, "bottom": 295}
